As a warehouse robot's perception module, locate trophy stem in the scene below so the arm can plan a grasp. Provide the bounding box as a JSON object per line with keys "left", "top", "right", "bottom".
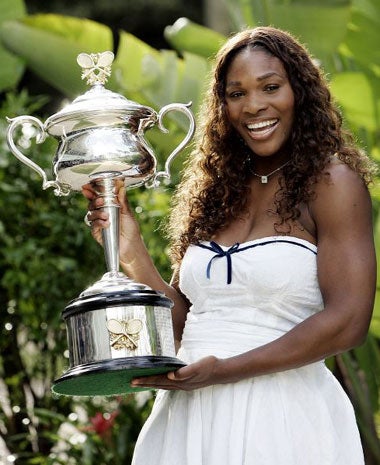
{"left": 102, "top": 200, "right": 120, "bottom": 274}
{"left": 80, "top": 172, "right": 149, "bottom": 296}
{"left": 95, "top": 174, "right": 121, "bottom": 275}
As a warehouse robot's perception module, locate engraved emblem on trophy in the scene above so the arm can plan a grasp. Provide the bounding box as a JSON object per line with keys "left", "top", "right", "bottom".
{"left": 6, "top": 51, "right": 195, "bottom": 396}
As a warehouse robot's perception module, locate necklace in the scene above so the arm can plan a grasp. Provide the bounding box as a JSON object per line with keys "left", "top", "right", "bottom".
{"left": 251, "top": 160, "right": 290, "bottom": 184}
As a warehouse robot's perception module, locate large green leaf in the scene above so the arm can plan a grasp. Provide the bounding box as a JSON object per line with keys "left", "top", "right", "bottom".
{"left": 114, "top": 29, "right": 209, "bottom": 159}
{"left": 0, "top": 14, "right": 113, "bottom": 98}
{"left": 164, "top": 17, "right": 226, "bottom": 58}
{"left": 344, "top": 0, "right": 380, "bottom": 71}
{"left": 224, "top": 0, "right": 352, "bottom": 71}
{"left": 0, "top": 15, "right": 208, "bottom": 123}
{"left": 116, "top": 31, "right": 210, "bottom": 145}
{"left": 115, "top": 30, "right": 209, "bottom": 116}
{"left": 330, "top": 71, "right": 380, "bottom": 132}
{"left": 372, "top": 292, "right": 380, "bottom": 336}
{"left": 370, "top": 209, "right": 380, "bottom": 337}
{"left": 112, "top": 30, "right": 161, "bottom": 101}
{"left": 0, "top": 0, "right": 25, "bottom": 91}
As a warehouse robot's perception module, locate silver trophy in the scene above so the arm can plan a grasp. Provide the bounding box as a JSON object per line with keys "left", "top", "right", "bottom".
{"left": 6, "top": 51, "right": 195, "bottom": 396}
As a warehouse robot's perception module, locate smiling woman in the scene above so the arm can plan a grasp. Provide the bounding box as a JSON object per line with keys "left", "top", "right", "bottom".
{"left": 83, "top": 26, "right": 377, "bottom": 465}
{"left": 225, "top": 47, "right": 295, "bottom": 160}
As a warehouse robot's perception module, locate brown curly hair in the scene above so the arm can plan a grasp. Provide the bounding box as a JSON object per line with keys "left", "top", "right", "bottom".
{"left": 167, "top": 26, "right": 375, "bottom": 266}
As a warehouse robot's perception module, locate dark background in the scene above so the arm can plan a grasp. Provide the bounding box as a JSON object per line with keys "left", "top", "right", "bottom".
{"left": 25, "top": 0, "right": 205, "bottom": 49}
{"left": 21, "top": 0, "right": 208, "bottom": 111}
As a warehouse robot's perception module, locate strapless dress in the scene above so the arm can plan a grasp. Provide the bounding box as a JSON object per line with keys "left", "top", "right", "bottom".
{"left": 132, "top": 236, "right": 364, "bottom": 465}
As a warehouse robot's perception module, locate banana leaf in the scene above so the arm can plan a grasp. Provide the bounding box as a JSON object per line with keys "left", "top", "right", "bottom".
{"left": 0, "top": 14, "right": 113, "bottom": 98}
{"left": 164, "top": 17, "right": 226, "bottom": 58}
{"left": 344, "top": 0, "right": 380, "bottom": 70}
{"left": 0, "top": 0, "right": 25, "bottom": 91}
{"left": 224, "top": 0, "right": 352, "bottom": 72}
{"left": 330, "top": 71, "right": 380, "bottom": 133}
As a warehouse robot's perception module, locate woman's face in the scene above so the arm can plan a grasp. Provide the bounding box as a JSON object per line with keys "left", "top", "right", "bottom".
{"left": 225, "top": 48, "right": 295, "bottom": 158}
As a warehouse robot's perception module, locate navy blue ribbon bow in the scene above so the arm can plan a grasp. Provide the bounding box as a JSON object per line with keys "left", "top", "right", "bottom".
{"left": 198, "top": 241, "right": 240, "bottom": 284}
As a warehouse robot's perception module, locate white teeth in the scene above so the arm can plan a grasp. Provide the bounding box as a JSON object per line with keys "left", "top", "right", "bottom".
{"left": 247, "top": 119, "right": 277, "bottom": 130}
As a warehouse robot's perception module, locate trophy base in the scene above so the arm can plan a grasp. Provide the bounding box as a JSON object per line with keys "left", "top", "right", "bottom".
{"left": 52, "top": 356, "right": 186, "bottom": 397}
{"left": 55, "top": 288, "right": 184, "bottom": 397}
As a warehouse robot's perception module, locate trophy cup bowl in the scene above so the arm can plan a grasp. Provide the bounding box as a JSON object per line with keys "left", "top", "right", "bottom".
{"left": 6, "top": 51, "right": 195, "bottom": 396}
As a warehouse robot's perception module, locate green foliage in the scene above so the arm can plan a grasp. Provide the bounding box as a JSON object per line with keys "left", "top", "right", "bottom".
{"left": 0, "top": 94, "right": 102, "bottom": 329}
{"left": 0, "top": 0, "right": 25, "bottom": 91}
{"left": 224, "top": 0, "right": 352, "bottom": 72}
{"left": 164, "top": 17, "right": 226, "bottom": 58}
{"left": 0, "top": 14, "right": 113, "bottom": 98}
{"left": 40, "top": 394, "right": 154, "bottom": 465}
{"left": 337, "top": 336, "right": 380, "bottom": 462}
{"left": 114, "top": 30, "right": 209, "bottom": 126}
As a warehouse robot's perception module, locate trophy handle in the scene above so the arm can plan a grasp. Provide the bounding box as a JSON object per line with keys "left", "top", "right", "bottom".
{"left": 152, "top": 102, "right": 196, "bottom": 186}
{"left": 6, "top": 116, "right": 68, "bottom": 196}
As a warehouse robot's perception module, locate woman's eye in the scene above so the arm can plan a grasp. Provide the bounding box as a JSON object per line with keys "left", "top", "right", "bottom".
{"left": 265, "top": 84, "right": 279, "bottom": 92}
{"left": 228, "top": 91, "right": 243, "bottom": 98}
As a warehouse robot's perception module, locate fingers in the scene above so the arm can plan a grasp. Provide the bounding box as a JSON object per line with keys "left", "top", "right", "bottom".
{"left": 85, "top": 208, "right": 110, "bottom": 228}
{"left": 82, "top": 184, "right": 106, "bottom": 209}
{"left": 82, "top": 181, "right": 119, "bottom": 228}
{"left": 82, "top": 185, "right": 110, "bottom": 235}
{"left": 130, "top": 373, "right": 186, "bottom": 391}
{"left": 167, "top": 366, "right": 193, "bottom": 381}
{"left": 81, "top": 183, "right": 96, "bottom": 200}
{"left": 82, "top": 181, "right": 130, "bottom": 214}
{"left": 130, "top": 357, "right": 220, "bottom": 391}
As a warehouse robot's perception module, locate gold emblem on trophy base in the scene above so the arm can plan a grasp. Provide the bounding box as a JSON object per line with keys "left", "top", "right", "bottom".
{"left": 107, "top": 318, "right": 143, "bottom": 350}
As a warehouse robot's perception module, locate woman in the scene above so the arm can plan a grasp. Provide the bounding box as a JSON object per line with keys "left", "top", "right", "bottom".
{"left": 83, "top": 27, "right": 377, "bottom": 465}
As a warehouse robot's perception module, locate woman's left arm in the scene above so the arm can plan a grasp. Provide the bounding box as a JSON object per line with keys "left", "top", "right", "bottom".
{"left": 132, "top": 163, "right": 377, "bottom": 390}
{"left": 306, "top": 163, "right": 376, "bottom": 352}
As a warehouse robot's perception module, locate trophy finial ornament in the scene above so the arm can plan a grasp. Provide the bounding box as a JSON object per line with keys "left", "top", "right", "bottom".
{"left": 77, "top": 51, "right": 114, "bottom": 86}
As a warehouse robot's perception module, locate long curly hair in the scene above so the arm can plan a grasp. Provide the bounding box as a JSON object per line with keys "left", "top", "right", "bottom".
{"left": 166, "top": 26, "right": 375, "bottom": 266}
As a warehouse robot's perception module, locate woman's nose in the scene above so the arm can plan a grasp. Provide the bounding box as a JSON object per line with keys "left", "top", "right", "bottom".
{"left": 243, "top": 93, "right": 268, "bottom": 114}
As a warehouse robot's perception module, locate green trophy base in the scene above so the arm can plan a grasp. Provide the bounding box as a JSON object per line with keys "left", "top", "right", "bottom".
{"left": 52, "top": 356, "right": 185, "bottom": 397}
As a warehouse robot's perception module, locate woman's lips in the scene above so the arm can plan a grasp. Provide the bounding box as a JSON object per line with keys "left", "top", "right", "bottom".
{"left": 246, "top": 119, "right": 279, "bottom": 140}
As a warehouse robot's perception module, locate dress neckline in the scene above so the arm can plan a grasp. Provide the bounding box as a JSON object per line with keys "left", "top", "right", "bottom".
{"left": 202, "top": 235, "right": 317, "bottom": 252}
{"left": 196, "top": 236, "right": 317, "bottom": 285}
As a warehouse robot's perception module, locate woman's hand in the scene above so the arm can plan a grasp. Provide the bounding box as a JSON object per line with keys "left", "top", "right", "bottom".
{"left": 82, "top": 180, "right": 142, "bottom": 264}
{"left": 131, "top": 356, "right": 229, "bottom": 391}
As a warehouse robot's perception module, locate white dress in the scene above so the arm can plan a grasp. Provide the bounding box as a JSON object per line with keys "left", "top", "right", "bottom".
{"left": 132, "top": 236, "right": 364, "bottom": 465}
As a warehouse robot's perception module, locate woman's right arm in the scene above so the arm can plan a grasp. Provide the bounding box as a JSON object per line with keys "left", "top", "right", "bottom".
{"left": 82, "top": 182, "right": 190, "bottom": 348}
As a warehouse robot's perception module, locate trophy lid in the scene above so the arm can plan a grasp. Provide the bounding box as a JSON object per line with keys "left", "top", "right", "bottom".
{"left": 45, "top": 51, "right": 155, "bottom": 137}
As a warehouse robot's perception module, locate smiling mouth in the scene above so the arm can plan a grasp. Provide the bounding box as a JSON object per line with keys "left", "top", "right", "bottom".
{"left": 246, "top": 119, "right": 278, "bottom": 132}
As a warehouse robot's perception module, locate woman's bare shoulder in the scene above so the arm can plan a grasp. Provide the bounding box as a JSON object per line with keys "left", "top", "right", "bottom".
{"left": 313, "top": 157, "right": 369, "bottom": 204}
{"left": 307, "top": 157, "right": 371, "bottom": 237}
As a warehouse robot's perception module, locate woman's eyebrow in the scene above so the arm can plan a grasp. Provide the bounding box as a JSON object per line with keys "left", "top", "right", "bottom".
{"left": 226, "top": 72, "right": 285, "bottom": 88}
{"left": 257, "top": 71, "right": 285, "bottom": 81}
